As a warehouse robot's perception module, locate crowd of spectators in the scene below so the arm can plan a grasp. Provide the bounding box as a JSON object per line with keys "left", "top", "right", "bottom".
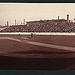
{"left": 1, "top": 21, "right": 75, "bottom": 32}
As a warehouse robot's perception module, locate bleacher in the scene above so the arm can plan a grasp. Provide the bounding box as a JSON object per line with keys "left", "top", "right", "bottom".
{"left": 1, "top": 21, "right": 75, "bottom": 32}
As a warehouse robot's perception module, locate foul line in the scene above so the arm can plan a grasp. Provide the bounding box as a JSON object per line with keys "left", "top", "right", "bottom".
{"left": 0, "top": 37, "right": 75, "bottom": 52}
{"left": 0, "top": 37, "right": 22, "bottom": 42}
{"left": 23, "top": 40, "right": 75, "bottom": 52}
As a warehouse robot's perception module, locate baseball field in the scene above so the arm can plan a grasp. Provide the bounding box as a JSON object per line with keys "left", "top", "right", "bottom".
{"left": 0, "top": 34, "right": 75, "bottom": 70}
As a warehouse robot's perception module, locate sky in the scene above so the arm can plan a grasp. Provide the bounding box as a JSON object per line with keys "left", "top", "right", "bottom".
{"left": 0, "top": 3, "right": 75, "bottom": 26}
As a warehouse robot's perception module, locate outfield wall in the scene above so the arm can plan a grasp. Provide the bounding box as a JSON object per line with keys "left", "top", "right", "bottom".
{"left": 0, "top": 32, "right": 75, "bottom": 35}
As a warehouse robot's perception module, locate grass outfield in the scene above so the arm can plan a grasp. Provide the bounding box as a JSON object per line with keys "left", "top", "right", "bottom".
{"left": 28, "top": 35, "right": 75, "bottom": 47}
{"left": 0, "top": 35, "right": 75, "bottom": 57}
{"left": 0, "top": 34, "right": 75, "bottom": 47}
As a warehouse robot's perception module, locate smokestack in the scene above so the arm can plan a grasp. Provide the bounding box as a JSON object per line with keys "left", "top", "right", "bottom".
{"left": 58, "top": 16, "right": 59, "bottom": 20}
{"left": 15, "top": 19, "right": 16, "bottom": 25}
{"left": 67, "top": 14, "right": 69, "bottom": 23}
{"left": 21, "top": 22, "right": 22, "bottom": 25}
{"left": 7, "top": 21, "right": 9, "bottom": 26}
{"left": 23, "top": 19, "right": 25, "bottom": 25}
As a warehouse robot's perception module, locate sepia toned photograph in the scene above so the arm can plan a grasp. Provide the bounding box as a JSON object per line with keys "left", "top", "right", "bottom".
{"left": 0, "top": 3, "right": 75, "bottom": 71}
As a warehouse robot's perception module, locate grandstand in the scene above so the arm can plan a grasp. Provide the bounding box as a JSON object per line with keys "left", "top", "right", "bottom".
{"left": 0, "top": 26, "right": 7, "bottom": 32}
{"left": 1, "top": 21, "right": 75, "bottom": 33}
{"left": 1, "top": 14, "right": 75, "bottom": 33}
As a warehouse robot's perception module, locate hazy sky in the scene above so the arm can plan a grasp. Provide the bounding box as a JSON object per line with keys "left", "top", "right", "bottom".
{"left": 0, "top": 3, "right": 75, "bottom": 26}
